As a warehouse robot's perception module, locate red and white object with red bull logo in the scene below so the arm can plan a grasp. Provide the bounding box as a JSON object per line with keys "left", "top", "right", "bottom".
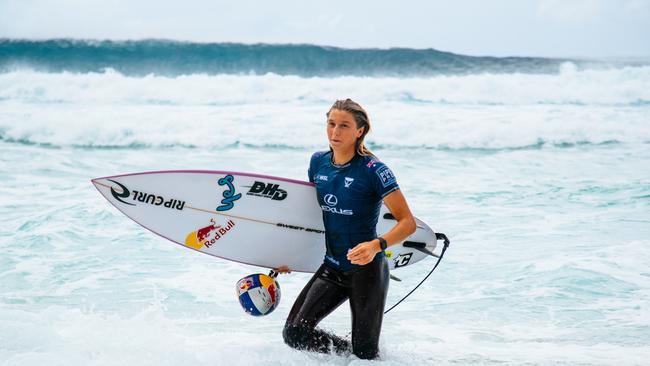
{"left": 236, "top": 273, "right": 281, "bottom": 316}
{"left": 91, "top": 170, "right": 439, "bottom": 272}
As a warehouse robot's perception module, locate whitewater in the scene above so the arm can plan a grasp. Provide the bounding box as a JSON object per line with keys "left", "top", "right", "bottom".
{"left": 1, "top": 41, "right": 649, "bottom": 365}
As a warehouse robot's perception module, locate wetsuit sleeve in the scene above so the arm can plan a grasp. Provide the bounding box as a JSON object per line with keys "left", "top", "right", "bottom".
{"left": 369, "top": 161, "right": 400, "bottom": 198}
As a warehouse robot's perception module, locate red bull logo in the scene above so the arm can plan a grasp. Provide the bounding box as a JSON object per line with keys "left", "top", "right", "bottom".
{"left": 238, "top": 277, "right": 254, "bottom": 291}
{"left": 184, "top": 218, "right": 235, "bottom": 250}
{"left": 197, "top": 219, "right": 220, "bottom": 243}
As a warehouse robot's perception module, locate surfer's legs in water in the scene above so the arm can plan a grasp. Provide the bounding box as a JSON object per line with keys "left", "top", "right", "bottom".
{"left": 283, "top": 264, "right": 350, "bottom": 354}
{"left": 348, "top": 258, "right": 389, "bottom": 360}
{"left": 283, "top": 259, "right": 389, "bottom": 360}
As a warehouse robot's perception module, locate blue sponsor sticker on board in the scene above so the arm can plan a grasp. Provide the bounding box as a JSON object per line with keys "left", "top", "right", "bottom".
{"left": 376, "top": 165, "right": 396, "bottom": 187}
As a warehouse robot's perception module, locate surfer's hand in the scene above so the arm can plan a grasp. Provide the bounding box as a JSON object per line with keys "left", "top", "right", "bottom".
{"left": 347, "top": 240, "right": 381, "bottom": 266}
{"left": 274, "top": 265, "right": 292, "bottom": 274}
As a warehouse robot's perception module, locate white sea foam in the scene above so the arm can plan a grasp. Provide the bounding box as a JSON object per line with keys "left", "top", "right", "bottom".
{"left": 1, "top": 64, "right": 650, "bottom": 106}
{"left": 1, "top": 65, "right": 649, "bottom": 149}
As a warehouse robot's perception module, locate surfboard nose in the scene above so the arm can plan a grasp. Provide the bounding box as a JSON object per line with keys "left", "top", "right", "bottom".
{"left": 91, "top": 178, "right": 101, "bottom": 190}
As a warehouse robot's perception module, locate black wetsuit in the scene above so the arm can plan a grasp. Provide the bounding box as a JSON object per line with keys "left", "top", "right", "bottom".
{"left": 283, "top": 151, "right": 399, "bottom": 359}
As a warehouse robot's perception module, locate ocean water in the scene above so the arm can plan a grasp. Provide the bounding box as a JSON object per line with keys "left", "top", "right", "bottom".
{"left": 1, "top": 40, "right": 649, "bottom": 365}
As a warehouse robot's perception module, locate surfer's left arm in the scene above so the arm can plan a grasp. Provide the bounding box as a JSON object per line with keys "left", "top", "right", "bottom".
{"left": 347, "top": 189, "right": 417, "bottom": 265}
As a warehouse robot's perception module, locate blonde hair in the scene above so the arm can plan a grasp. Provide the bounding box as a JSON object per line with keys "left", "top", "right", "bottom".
{"left": 326, "top": 98, "right": 374, "bottom": 157}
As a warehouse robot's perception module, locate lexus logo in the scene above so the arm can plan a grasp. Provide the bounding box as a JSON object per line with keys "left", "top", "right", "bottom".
{"left": 324, "top": 194, "right": 338, "bottom": 206}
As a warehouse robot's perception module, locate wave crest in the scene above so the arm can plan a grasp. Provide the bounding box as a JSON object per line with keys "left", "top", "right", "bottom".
{"left": 0, "top": 38, "right": 613, "bottom": 77}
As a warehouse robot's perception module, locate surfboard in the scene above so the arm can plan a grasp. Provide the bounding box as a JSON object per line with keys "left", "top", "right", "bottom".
{"left": 92, "top": 170, "right": 439, "bottom": 273}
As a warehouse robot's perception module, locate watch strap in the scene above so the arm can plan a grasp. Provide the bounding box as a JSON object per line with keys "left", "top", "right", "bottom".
{"left": 378, "top": 237, "right": 388, "bottom": 251}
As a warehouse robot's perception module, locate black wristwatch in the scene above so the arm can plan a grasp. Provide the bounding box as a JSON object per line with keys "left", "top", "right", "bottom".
{"left": 377, "top": 237, "right": 388, "bottom": 251}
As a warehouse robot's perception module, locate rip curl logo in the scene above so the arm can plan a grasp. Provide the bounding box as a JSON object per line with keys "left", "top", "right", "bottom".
{"left": 109, "top": 179, "right": 185, "bottom": 210}
{"left": 109, "top": 179, "right": 135, "bottom": 206}
{"left": 217, "top": 174, "right": 242, "bottom": 212}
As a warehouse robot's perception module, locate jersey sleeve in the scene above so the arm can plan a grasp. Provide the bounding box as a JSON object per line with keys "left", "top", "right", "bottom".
{"left": 368, "top": 160, "right": 400, "bottom": 198}
{"left": 308, "top": 151, "right": 325, "bottom": 183}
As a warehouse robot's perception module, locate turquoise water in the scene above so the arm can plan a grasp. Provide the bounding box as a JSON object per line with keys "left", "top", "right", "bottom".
{"left": 1, "top": 42, "right": 650, "bottom": 365}
{"left": 1, "top": 39, "right": 575, "bottom": 76}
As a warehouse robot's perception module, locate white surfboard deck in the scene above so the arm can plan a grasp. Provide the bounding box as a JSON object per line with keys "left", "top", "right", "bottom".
{"left": 92, "top": 170, "right": 437, "bottom": 273}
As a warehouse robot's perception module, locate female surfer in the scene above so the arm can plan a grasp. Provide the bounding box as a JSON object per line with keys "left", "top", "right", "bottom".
{"left": 281, "top": 98, "right": 417, "bottom": 359}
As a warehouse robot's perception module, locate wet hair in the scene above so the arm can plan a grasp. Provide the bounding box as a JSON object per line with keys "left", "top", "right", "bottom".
{"left": 326, "top": 98, "right": 374, "bottom": 157}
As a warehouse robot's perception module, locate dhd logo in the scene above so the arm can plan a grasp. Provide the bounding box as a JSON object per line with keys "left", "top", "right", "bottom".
{"left": 246, "top": 181, "right": 287, "bottom": 201}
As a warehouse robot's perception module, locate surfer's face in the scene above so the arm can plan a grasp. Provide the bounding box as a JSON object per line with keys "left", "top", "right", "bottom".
{"left": 327, "top": 109, "right": 364, "bottom": 152}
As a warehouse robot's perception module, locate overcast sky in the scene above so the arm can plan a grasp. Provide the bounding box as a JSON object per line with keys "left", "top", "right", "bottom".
{"left": 1, "top": 0, "right": 649, "bottom": 58}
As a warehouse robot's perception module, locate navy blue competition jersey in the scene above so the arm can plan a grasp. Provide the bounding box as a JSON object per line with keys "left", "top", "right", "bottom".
{"left": 308, "top": 150, "right": 400, "bottom": 271}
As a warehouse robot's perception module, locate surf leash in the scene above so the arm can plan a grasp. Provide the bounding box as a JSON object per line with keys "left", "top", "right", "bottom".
{"left": 384, "top": 232, "right": 450, "bottom": 315}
